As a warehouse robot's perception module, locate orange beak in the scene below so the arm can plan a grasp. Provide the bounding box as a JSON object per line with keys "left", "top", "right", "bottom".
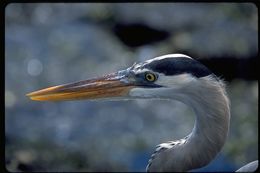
{"left": 27, "top": 72, "right": 134, "bottom": 101}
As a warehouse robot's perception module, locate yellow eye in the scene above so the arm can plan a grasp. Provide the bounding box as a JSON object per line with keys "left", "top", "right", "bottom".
{"left": 145, "top": 73, "right": 157, "bottom": 82}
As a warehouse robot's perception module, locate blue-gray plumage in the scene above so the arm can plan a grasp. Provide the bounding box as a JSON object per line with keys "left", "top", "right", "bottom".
{"left": 27, "top": 54, "right": 258, "bottom": 172}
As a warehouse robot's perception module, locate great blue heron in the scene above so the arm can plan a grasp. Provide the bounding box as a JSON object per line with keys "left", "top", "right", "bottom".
{"left": 27, "top": 54, "right": 258, "bottom": 172}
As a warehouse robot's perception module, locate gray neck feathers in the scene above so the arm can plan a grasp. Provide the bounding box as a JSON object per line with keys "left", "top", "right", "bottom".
{"left": 182, "top": 77, "right": 230, "bottom": 171}
{"left": 148, "top": 77, "right": 230, "bottom": 172}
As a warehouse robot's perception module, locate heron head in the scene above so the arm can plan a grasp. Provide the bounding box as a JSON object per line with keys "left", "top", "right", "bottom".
{"left": 27, "top": 54, "right": 213, "bottom": 101}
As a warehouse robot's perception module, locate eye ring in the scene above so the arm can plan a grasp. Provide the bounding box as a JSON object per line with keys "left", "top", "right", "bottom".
{"left": 145, "top": 72, "right": 157, "bottom": 82}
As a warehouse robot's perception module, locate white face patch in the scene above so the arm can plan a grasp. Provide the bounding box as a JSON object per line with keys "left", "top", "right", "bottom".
{"left": 155, "top": 73, "right": 196, "bottom": 88}
{"left": 129, "top": 87, "right": 170, "bottom": 99}
{"left": 128, "top": 73, "right": 197, "bottom": 99}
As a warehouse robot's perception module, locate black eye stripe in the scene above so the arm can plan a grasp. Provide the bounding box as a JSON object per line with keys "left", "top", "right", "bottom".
{"left": 143, "top": 57, "right": 212, "bottom": 78}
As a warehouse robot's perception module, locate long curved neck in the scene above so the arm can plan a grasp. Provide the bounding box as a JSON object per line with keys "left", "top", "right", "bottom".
{"left": 173, "top": 78, "right": 230, "bottom": 171}
{"left": 146, "top": 77, "right": 231, "bottom": 172}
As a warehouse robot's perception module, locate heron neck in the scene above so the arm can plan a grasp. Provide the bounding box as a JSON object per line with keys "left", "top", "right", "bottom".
{"left": 178, "top": 79, "right": 230, "bottom": 171}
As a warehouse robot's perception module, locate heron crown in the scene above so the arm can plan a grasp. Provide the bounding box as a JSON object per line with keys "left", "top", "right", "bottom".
{"left": 138, "top": 54, "right": 213, "bottom": 78}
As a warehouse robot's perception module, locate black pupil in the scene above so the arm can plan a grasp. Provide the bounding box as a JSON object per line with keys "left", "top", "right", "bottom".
{"left": 147, "top": 74, "right": 153, "bottom": 80}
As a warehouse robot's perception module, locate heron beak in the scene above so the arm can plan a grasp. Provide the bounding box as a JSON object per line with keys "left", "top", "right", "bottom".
{"left": 27, "top": 71, "right": 134, "bottom": 101}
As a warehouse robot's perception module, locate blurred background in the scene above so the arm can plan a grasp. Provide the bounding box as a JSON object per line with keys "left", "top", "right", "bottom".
{"left": 5, "top": 3, "right": 258, "bottom": 172}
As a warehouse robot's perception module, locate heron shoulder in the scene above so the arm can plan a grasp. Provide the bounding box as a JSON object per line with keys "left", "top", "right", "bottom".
{"left": 146, "top": 138, "right": 188, "bottom": 172}
{"left": 236, "top": 160, "right": 258, "bottom": 172}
